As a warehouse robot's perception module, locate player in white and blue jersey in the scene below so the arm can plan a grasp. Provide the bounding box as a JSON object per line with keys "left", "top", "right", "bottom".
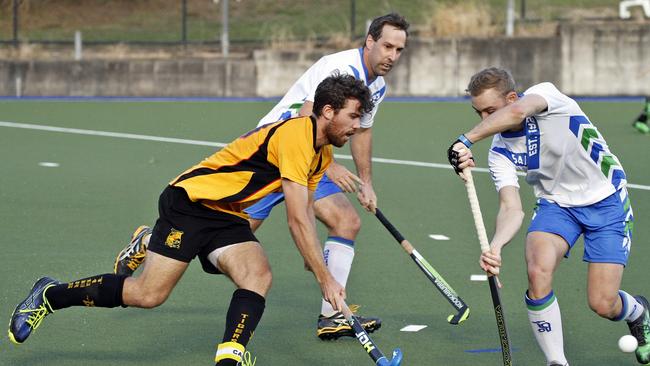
{"left": 112, "top": 13, "right": 409, "bottom": 341}
{"left": 448, "top": 67, "right": 650, "bottom": 365}
{"left": 244, "top": 13, "right": 408, "bottom": 340}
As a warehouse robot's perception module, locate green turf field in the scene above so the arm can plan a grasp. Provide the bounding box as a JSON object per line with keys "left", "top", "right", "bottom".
{"left": 1, "top": 100, "right": 648, "bottom": 365}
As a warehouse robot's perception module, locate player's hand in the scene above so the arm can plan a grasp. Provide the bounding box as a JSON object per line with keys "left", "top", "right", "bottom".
{"left": 447, "top": 140, "right": 476, "bottom": 181}
{"left": 357, "top": 182, "right": 377, "bottom": 213}
{"left": 326, "top": 162, "right": 362, "bottom": 193}
{"left": 480, "top": 247, "right": 503, "bottom": 285}
{"left": 320, "top": 275, "right": 346, "bottom": 312}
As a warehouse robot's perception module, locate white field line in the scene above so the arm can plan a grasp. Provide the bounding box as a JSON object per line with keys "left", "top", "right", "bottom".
{"left": 2, "top": 121, "right": 649, "bottom": 191}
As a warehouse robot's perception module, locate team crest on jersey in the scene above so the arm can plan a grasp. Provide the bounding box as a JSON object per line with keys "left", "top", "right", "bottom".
{"left": 371, "top": 86, "right": 386, "bottom": 104}
{"left": 165, "top": 228, "right": 183, "bottom": 249}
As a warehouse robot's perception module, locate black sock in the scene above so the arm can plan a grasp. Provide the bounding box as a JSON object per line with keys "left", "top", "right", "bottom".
{"left": 223, "top": 288, "right": 265, "bottom": 345}
{"left": 45, "top": 274, "right": 128, "bottom": 310}
{"left": 215, "top": 289, "right": 266, "bottom": 366}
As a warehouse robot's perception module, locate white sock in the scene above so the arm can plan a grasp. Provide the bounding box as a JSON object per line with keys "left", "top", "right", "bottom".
{"left": 320, "top": 237, "right": 354, "bottom": 316}
{"left": 526, "top": 290, "right": 568, "bottom": 366}
{"left": 617, "top": 290, "right": 645, "bottom": 322}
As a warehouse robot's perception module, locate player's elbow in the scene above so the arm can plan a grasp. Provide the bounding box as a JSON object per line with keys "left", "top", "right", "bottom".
{"left": 511, "top": 208, "right": 525, "bottom": 225}
{"left": 287, "top": 213, "right": 310, "bottom": 234}
{"left": 499, "top": 204, "right": 525, "bottom": 225}
{"left": 507, "top": 104, "right": 530, "bottom": 123}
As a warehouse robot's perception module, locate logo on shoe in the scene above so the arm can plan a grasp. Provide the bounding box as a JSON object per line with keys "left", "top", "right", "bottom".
{"left": 165, "top": 228, "right": 183, "bottom": 249}
{"left": 333, "top": 317, "right": 349, "bottom": 326}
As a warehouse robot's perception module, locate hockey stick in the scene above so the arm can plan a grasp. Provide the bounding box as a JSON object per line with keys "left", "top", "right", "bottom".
{"left": 375, "top": 208, "right": 470, "bottom": 325}
{"left": 463, "top": 168, "right": 513, "bottom": 366}
{"left": 341, "top": 301, "right": 403, "bottom": 366}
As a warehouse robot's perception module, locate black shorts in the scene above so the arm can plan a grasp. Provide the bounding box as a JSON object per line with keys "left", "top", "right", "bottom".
{"left": 148, "top": 185, "right": 258, "bottom": 274}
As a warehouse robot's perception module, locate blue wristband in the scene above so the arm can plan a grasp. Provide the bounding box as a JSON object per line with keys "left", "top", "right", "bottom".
{"left": 457, "top": 134, "right": 473, "bottom": 148}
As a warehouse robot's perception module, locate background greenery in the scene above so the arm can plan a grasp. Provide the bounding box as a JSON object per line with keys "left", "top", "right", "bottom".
{"left": 0, "top": 0, "right": 624, "bottom": 43}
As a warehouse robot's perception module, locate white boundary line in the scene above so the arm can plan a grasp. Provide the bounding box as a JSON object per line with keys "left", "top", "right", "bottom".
{"left": 2, "top": 120, "right": 649, "bottom": 191}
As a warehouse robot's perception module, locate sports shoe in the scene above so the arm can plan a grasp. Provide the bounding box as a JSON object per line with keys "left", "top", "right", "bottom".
{"left": 316, "top": 305, "right": 382, "bottom": 340}
{"left": 113, "top": 225, "right": 151, "bottom": 275}
{"left": 628, "top": 295, "right": 650, "bottom": 364}
{"left": 8, "top": 276, "right": 60, "bottom": 344}
{"left": 634, "top": 121, "right": 650, "bottom": 134}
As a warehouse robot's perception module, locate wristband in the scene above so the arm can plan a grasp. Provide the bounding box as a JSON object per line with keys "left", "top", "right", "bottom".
{"left": 457, "top": 134, "right": 473, "bottom": 148}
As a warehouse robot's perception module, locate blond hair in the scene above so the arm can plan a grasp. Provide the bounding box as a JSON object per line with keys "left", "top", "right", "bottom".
{"left": 466, "top": 67, "right": 516, "bottom": 96}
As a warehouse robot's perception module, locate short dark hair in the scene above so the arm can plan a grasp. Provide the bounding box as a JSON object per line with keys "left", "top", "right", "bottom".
{"left": 366, "top": 13, "right": 410, "bottom": 43}
{"left": 313, "top": 73, "right": 374, "bottom": 117}
{"left": 466, "top": 67, "right": 516, "bottom": 97}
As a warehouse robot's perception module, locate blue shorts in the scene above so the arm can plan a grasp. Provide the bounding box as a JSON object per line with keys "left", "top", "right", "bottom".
{"left": 527, "top": 189, "right": 634, "bottom": 265}
{"left": 244, "top": 174, "right": 342, "bottom": 220}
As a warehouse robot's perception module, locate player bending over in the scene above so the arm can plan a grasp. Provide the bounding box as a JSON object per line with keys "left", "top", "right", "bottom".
{"left": 114, "top": 12, "right": 409, "bottom": 341}
{"left": 448, "top": 67, "right": 650, "bottom": 365}
{"left": 9, "top": 74, "right": 373, "bottom": 366}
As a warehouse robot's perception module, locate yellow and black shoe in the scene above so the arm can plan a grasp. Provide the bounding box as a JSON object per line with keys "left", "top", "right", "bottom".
{"left": 113, "top": 225, "right": 151, "bottom": 276}
{"left": 316, "top": 305, "right": 382, "bottom": 340}
{"left": 8, "top": 276, "right": 60, "bottom": 344}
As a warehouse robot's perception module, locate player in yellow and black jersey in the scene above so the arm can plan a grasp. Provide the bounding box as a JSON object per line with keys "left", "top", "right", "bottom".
{"left": 8, "top": 74, "right": 374, "bottom": 366}
{"left": 170, "top": 114, "right": 333, "bottom": 219}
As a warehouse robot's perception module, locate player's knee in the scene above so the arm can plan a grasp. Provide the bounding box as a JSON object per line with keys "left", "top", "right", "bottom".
{"left": 238, "top": 262, "right": 273, "bottom": 294}
{"left": 332, "top": 207, "right": 361, "bottom": 237}
{"left": 132, "top": 290, "right": 169, "bottom": 309}
{"left": 526, "top": 264, "right": 553, "bottom": 294}
{"left": 588, "top": 294, "right": 618, "bottom": 318}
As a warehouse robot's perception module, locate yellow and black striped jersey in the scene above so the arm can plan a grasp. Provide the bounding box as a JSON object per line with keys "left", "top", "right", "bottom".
{"left": 171, "top": 116, "right": 332, "bottom": 218}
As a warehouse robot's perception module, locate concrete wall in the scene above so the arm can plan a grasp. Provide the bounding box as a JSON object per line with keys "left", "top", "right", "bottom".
{"left": 1, "top": 21, "right": 648, "bottom": 97}
{"left": 561, "top": 22, "right": 650, "bottom": 96}
{"left": 0, "top": 58, "right": 257, "bottom": 97}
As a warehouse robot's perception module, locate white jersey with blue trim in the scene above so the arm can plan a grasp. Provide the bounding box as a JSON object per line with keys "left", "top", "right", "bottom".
{"left": 488, "top": 82, "right": 626, "bottom": 207}
{"left": 257, "top": 48, "right": 386, "bottom": 128}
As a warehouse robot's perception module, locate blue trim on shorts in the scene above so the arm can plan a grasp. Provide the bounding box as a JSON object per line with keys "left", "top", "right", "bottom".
{"left": 244, "top": 174, "right": 342, "bottom": 220}
{"left": 244, "top": 192, "right": 285, "bottom": 220}
{"left": 314, "top": 173, "right": 343, "bottom": 201}
{"left": 326, "top": 236, "right": 355, "bottom": 248}
{"left": 527, "top": 190, "right": 631, "bottom": 265}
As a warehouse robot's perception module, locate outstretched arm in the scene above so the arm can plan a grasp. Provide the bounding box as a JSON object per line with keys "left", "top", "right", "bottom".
{"left": 282, "top": 178, "right": 346, "bottom": 311}
{"left": 480, "top": 186, "right": 524, "bottom": 277}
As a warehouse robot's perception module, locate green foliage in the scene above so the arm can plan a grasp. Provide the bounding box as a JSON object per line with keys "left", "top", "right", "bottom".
{"left": 0, "top": 0, "right": 624, "bottom": 43}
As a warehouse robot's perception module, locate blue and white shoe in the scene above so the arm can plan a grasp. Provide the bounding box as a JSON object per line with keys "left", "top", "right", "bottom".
{"left": 8, "top": 276, "right": 60, "bottom": 344}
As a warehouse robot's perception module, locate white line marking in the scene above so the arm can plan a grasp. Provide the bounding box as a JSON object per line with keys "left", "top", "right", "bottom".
{"left": 400, "top": 325, "right": 428, "bottom": 332}
{"left": 471, "top": 274, "right": 488, "bottom": 281}
{"left": 428, "top": 234, "right": 450, "bottom": 240}
{"left": 2, "top": 121, "right": 649, "bottom": 191}
{"left": 38, "top": 162, "right": 60, "bottom": 167}
{"left": 0, "top": 121, "right": 226, "bottom": 148}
